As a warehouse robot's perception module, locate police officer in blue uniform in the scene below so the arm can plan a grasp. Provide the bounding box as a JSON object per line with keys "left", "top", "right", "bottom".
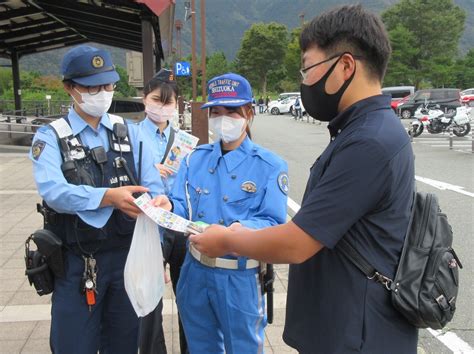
{"left": 30, "top": 45, "right": 164, "bottom": 354}
{"left": 155, "top": 73, "right": 289, "bottom": 353}
{"left": 138, "top": 69, "right": 189, "bottom": 354}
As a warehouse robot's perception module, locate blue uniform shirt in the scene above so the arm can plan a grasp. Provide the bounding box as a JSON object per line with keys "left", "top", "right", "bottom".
{"left": 30, "top": 108, "right": 164, "bottom": 228}
{"left": 284, "top": 95, "right": 417, "bottom": 353}
{"left": 139, "top": 117, "right": 176, "bottom": 193}
{"left": 170, "top": 136, "right": 288, "bottom": 231}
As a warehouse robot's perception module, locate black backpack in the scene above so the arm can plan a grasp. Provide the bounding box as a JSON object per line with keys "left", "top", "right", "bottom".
{"left": 337, "top": 191, "right": 463, "bottom": 329}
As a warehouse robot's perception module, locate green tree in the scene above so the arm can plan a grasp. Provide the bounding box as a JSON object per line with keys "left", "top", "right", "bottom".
{"left": 0, "top": 68, "right": 12, "bottom": 96}
{"left": 235, "top": 22, "right": 288, "bottom": 95}
{"left": 383, "top": 24, "right": 419, "bottom": 86}
{"left": 382, "top": 0, "right": 466, "bottom": 88}
{"left": 206, "top": 51, "right": 229, "bottom": 81}
{"left": 283, "top": 27, "right": 302, "bottom": 91}
{"left": 451, "top": 49, "right": 474, "bottom": 89}
{"left": 115, "top": 65, "right": 137, "bottom": 98}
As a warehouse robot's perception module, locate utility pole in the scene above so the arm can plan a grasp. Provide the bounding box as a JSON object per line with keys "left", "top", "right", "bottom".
{"left": 191, "top": 0, "right": 197, "bottom": 101}
{"left": 299, "top": 12, "right": 305, "bottom": 27}
{"left": 200, "top": 0, "right": 206, "bottom": 100}
{"left": 299, "top": 13, "right": 305, "bottom": 68}
{"left": 175, "top": 19, "right": 183, "bottom": 60}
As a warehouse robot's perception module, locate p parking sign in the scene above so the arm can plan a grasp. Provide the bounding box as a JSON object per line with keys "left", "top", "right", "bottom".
{"left": 175, "top": 62, "right": 191, "bottom": 77}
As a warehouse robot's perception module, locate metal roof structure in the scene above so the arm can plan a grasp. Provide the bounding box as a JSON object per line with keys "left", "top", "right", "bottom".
{"left": 1, "top": 0, "right": 175, "bottom": 113}
{"left": 0, "top": 0, "right": 163, "bottom": 58}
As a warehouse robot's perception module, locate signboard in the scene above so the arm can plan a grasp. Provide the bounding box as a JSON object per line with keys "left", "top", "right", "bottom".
{"left": 175, "top": 62, "right": 191, "bottom": 77}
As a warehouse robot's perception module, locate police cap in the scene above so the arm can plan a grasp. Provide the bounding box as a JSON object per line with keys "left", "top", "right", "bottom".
{"left": 152, "top": 68, "right": 176, "bottom": 84}
{"left": 61, "top": 45, "right": 119, "bottom": 86}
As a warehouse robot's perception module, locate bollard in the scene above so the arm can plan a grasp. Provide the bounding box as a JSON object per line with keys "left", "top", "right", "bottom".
{"left": 449, "top": 129, "right": 453, "bottom": 150}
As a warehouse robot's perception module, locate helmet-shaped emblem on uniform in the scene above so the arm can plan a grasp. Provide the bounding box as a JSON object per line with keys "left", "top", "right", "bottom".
{"left": 31, "top": 140, "right": 46, "bottom": 161}
{"left": 92, "top": 56, "right": 104, "bottom": 68}
{"left": 277, "top": 172, "right": 289, "bottom": 195}
{"left": 241, "top": 181, "right": 257, "bottom": 193}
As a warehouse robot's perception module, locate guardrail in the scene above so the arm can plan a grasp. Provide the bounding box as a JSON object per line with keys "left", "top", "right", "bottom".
{"left": 0, "top": 115, "right": 57, "bottom": 141}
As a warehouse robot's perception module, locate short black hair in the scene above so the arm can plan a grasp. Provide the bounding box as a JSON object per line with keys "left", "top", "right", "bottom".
{"left": 143, "top": 76, "right": 179, "bottom": 105}
{"left": 300, "top": 4, "right": 391, "bottom": 81}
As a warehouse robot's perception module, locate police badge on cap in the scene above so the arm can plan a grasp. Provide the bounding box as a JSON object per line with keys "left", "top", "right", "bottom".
{"left": 92, "top": 56, "right": 104, "bottom": 68}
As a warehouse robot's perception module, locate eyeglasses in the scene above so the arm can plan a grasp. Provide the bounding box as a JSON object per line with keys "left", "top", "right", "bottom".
{"left": 84, "top": 84, "right": 116, "bottom": 95}
{"left": 299, "top": 52, "right": 363, "bottom": 81}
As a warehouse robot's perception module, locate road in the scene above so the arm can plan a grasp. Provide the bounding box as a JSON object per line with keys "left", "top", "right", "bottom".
{"left": 251, "top": 112, "right": 473, "bottom": 354}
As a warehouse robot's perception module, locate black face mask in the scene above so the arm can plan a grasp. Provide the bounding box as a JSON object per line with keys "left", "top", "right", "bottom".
{"left": 300, "top": 56, "right": 356, "bottom": 122}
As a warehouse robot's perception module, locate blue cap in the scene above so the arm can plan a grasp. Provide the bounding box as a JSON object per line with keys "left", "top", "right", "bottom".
{"left": 201, "top": 73, "right": 253, "bottom": 109}
{"left": 61, "top": 45, "right": 120, "bottom": 86}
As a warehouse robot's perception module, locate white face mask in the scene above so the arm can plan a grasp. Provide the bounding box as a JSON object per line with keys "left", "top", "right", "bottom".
{"left": 209, "top": 115, "right": 246, "bottom": 143}
{"left": 73, "top": 88, "right": 114, "bottom": 117}
{"left": 146, "top": 103, "right": 177, "bottom": 123}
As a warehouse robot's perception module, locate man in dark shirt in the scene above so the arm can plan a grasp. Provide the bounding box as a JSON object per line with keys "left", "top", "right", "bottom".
{"left": 175, "top": 4, "right": 418, "bottom": 353}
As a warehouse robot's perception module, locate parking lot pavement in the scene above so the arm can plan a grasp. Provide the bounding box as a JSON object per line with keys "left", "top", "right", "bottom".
{"left": 0, "top": 152, "right": 296, "bottom": 354}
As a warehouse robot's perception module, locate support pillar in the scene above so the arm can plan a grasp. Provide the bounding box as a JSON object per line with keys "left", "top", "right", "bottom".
{"left": 191, "top": 0, "right": 197, "bottom": 101}
{"left": 12, "top": 50, "right": 21, "bottom": 114}
{"left": 200, "top": 0, "right": 206, "bottom": 100}
{"left": 141, "top": 15, "right": 154, "bottom": 87}
{"left": 191, "top": 101, "right": 208, "bottom": 145}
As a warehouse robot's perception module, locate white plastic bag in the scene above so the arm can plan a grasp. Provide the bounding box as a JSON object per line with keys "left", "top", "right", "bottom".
{"left": 124, "top": 213, "right": 165, "bottom": 317}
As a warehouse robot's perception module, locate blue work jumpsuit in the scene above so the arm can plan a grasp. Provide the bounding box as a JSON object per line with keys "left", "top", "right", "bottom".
{"left": 170, "top": 136, "right": 288, "bottom": 353}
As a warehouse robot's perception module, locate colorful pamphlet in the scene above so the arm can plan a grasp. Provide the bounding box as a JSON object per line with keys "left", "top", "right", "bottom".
{"left": 163, "top": 130, "right": 199, "bottom": 173}
{"left": 134, "top": 193, "right": 207, "bottom": 234}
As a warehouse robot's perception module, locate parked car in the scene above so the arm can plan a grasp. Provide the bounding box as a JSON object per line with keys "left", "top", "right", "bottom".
{"left": 461, "top": 88, "right": 474, "bottom": 106}
{"left": 268, "top": 97, "right": 298, "bottom": 115}
{"left": 391, "top": 94, "right": 413, "bottom": 113}
{"left": 278, "top": 92, "right": 300, "bottom": 101}
{"left": 108, "top": 98, "right": 145, "bottom": 121}
{"left": 382, "top": 86, "right": 415, "bottom": 113}
{"left": 397, "top": 88, "right": 461, "bottom": 119}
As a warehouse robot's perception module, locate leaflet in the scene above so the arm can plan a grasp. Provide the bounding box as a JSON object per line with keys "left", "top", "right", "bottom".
{"left": 163, "top": 130, "right": 199, "bottom": 173}
{"left": 134, "top": 193, "right": 207, "bottom": 234}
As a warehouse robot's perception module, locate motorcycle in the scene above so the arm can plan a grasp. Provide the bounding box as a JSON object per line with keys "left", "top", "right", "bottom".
{"left": 410, "top": 103, "right": 471, "bottom": 137}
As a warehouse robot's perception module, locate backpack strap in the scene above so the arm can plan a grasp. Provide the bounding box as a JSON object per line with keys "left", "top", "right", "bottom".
{"left": 336, "top": 188, "right": 417, "bottom": 291}
{"left": 160, "top": 125, "right": 177, "bottom": 164}
{"left": 336, "top": 239, "right": 393, "bottom": 290}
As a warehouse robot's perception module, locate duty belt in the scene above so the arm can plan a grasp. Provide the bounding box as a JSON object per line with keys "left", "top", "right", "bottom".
{"left": 189, "top": 244, "right": 259, "bottom": 270}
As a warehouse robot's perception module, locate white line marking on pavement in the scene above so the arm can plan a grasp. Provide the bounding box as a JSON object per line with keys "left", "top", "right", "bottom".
{"left": 287, "top": 197, "right": 300, "bottom": 214}
{"left": 0, "top": 294, "right": 289, "bottom": 323}
{"left": 0, "top": 300, "right": 176, "bottom": 323}
{"left": 0, "top": 190, "right": 38, "bottom": 195}
{"left": 427, "top": 329, "right": 474, "bottom": 353}
{"left": 429, "top": 144, "right": 471, "bottom": 147}
{"left": 286, "top": 197, "right": 473, "bottom": 353}
{"left": 415, "top": 176, "right": 474, "bottom": 198}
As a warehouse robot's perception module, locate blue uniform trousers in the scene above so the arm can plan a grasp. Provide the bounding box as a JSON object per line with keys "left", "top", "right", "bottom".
{"left": 176, "top": 254, "right": 266, "bottom": 354}
{"left": 50, "top": 248, "right": 138, "bottom": 354}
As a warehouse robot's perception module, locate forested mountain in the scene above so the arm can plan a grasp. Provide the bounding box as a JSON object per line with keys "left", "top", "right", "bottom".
{"left": 3, "top": 0, "right": 473, "bottom": 75}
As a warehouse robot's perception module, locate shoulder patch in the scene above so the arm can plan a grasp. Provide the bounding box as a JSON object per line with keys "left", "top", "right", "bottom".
{"left": 277, "top": 172, "right": 289, "bottom": 195}
{"left": 32, "top": 140, "right": 46, "bottom": 160}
